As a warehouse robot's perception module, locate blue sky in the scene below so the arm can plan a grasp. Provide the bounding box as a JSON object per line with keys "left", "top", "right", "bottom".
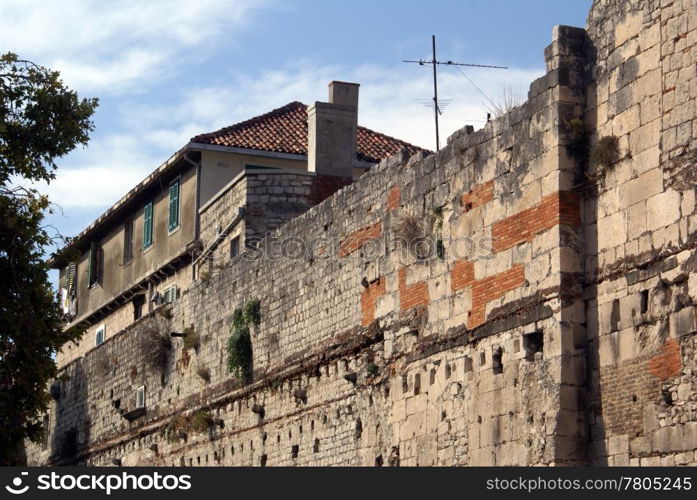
{"left": 0, "top": 0, "right": 591, "bottom": 248}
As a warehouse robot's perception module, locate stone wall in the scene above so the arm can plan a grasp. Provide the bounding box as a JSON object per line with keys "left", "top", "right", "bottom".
{"left": 26, "top": 0, "right": 697, "bottom": 467}
{"left": 583, "top": 0, "right": 697, "bottom": 466}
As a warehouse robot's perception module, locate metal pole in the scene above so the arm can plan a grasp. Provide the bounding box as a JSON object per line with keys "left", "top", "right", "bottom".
{"left": 432, "top": 35, "right": 440, "bottom": 151}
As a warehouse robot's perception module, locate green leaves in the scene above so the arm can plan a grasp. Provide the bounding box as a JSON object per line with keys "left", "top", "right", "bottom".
{"left": 226, "top": 300, "right": 261, "bottom": 383}
{"left": 0, "top": 52, "right": 98, "bottom": 184}
{"left": 0, "top": 53, "right": 97, "bottom": 464}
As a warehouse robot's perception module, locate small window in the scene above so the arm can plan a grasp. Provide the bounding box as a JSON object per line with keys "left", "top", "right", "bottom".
{"left": 230, "top": 236, "right": 240, "bottom": 259}
{"left": 136, "top": 386, "right": 146, "bottom": 409}
{"left": 523, "top": 331, "right": 544, "bottom": 361}
{"left": 492, "top": 347, "right": 503, "bottom": 375}
{"left": 163, "top": 285, "right": 178, "bottom": 303}
{"left": 95, "top": 324, "right": 106, "bottom": 346}
{"left": 168, "top": 179, "right": 180, "bottom": 232}
{"left": 143, "top": 201, "right": 154, "bottom": 249}
{"left": 133, "top": 295, "right": 145, "bottom": 321}
{"left": 124, "top": 219, "right": 134, "bottom": 263}
{"left": 88, "top": 241, "right": 103, "bottom": 288}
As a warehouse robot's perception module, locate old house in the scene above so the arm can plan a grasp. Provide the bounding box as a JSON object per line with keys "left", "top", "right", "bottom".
{"left": 52, "top": 81, "right": 424, "bottom": 367}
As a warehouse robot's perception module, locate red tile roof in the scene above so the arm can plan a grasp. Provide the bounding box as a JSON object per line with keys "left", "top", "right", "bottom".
{"left": 191, "top": 101, "right": 427, "bottom": 163}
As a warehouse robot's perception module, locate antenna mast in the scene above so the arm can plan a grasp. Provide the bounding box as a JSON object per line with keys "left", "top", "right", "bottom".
{"left": 404, "top": 35, "right": 507, "bottom": 151}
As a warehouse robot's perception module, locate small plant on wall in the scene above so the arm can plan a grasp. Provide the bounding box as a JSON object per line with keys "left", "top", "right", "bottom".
{"left": 196, "top": 366, "right": 211, "bottom": 383}
{"left": 161, "top": 415, "right": 189, "bottom": 444}
{"left": 590, "top": 135, "right": 620, "bottom": 171}
{"left": 182, "top": 325, "right": 200, "bottom": 351}
{"left": 226, "top": 299, "right": 260, "bottom": 383}
{"left": 140, "top": 328, "right": 172, "bottom": 372}
{"left": 190, "top": 410, "right": 214, "bottom": 434}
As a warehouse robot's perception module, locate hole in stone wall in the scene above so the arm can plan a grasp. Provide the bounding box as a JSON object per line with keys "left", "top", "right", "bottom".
{"left": 402, "top": 375, "right": 409, "bottom": 394}
{"left": 313, "top": 438, "right": 319, "bottom": 453}
{"left": 610, "top": 299, "right": 621, "bottom": 332}
{"left": 523, "top": 331, "right": 544, "bottom": 361}
{"left": 640, "top": 290, "right": 649, "bottom": 314}
{"left": 429, "top": 368, "right": 436, "bottom": 385}
{"left": 355, "top": 418, "right": 363, "bottom": 440}
{"left": 299, "top": 425, "right": 303, "bottom": 434}
{"left": 479, "top": 351, "right": 486, "bottom": 366}
{"left": 291, "top": 444, "right": 299, "bottom": 458}
{"left": 260, "top": 454, "right": 267, "bottom": 466}
{"left": 414, "top": 374, "right": 421, "bottom": 395}
{"left": 231, "top": 445, "right": 235, "bottom": 455}
{"left": 375, "top": 455, "right": 384, "bottom": 466}
{"left": 464, "top": 356, "right": 473, "bottom": 373}
{"left": 311, "top": 420, "right": 315, "bottom": 430}
{"left": 445, "top": 364, "right": 451, "bottom": 379}
{"left": 492, "top": 347, "right": 503, "bottom": 375}
{"left": 662, "top": 388, "right": 673, "bottom": 406}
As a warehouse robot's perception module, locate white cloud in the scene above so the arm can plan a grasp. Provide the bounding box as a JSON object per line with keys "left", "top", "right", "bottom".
{"left": 0, "top": 0, "right": 270, "bottom": 92}
{"left": 39, "top": 61, "right": 542, "bottom": 209}
{"left": 134, "top": 61, "right": 543, "bottom": 151}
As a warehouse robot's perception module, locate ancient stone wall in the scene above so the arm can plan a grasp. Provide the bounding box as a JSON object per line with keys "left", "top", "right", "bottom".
{"left": 26, "top": 0, "right": 697, "bottom": 467}
{"left": 584, "top": 0, "right": 697, "bottom": 466}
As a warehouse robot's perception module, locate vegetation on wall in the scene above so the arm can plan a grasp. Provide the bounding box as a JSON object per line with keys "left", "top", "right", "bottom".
{"left": 140, "top": 328, "right": 172, "bottom": 372}
{"left": 182, "top": 325, "right": 200, "bottom": 351}
{"left": 590, "top": 135, "right": 620, "bottom": 171}
{"left": 564, "top": 117, "right": 591, "bottom": 165}
{"left": 196, "top": 366, "right": 211, "bottom": 383}
{"left": 226, "top": 300, "right": 260, "bottom": 383}
{"left": 160, "top": 410, "right": 216, "bottom": 444}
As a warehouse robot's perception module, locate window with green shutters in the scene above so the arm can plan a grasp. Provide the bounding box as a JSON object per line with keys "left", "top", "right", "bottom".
{"left": 143, "top": 201, "right": 154, "bottom": 249}
{"left": 168, "top": 179, "right": 180, "bottom": 232}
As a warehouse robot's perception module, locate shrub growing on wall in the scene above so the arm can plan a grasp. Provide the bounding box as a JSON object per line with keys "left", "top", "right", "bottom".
{"left": 226, "top": 300, "right": 260, "bottom": 383}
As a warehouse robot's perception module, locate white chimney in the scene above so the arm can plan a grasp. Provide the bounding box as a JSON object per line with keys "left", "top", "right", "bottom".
{"left": 307, "top": 81, "right": 359, "bottom": 178}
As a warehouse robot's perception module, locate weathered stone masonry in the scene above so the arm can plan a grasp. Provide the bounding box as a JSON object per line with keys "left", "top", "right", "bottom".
{"left": 27, "top": 0, "right": 697, "bottom": 466}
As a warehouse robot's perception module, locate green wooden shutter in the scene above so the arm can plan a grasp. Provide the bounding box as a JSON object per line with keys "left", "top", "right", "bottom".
{"left": 168, "top": 180, "right": 180, "bottom": 231}
{"left": 143, "top": 202, "right": 153, "bottom": 248}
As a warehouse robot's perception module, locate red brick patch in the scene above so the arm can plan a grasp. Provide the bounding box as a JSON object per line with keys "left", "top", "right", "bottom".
{"left": 461, "top": 180, "right": 494, "bottom": 212}
{"left": 491, "top": 191, "right": 581, "bottom": 252}
{"left": 398, "top": 268, "right": 429, "bottom": 311}
{"left": 451, "top": 261, "right": 525, "bottom": 328}
{"left": 387, "top": 186, "right": 401, "bottom": 211}
{"left": 648, "top": 339, "right": 682, "bottom": 381}
{"left": 361, "top": 277, "right": 386, "bottom": 326}
{"left": 339, "top": 222, "right": 382, "bottom": 257}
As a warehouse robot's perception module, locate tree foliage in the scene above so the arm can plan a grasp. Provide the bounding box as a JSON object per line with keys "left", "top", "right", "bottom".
{"left": 0, "top": 52, "right": 98, "bottom": 464}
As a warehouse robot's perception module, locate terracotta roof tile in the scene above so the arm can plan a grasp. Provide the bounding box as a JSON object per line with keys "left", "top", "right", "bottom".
{"left": 191, "top": 101, "right": 427, "bottom": 163}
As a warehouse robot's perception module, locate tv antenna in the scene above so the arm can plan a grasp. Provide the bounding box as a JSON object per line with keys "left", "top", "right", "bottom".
{"left": 404, "top": 35, "right": 507, "bottom": 151}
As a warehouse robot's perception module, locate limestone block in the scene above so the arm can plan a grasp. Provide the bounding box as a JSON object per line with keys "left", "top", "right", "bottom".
{"left": 615, "top": 12, "right": 644, "bottom": 47}
{"left": 627, "top": 201, "right": 648, "bottom": 238}
{"left": 629, "top": 117, "right": 661, "bottom": 154}
{"left": 597, "top": 211, "right": 627, "bottom": 249}
{"left": 613, "top": 105, "right": 641, "bottom": 137}
{"left": 646, "top": 190, "right": 681, "bottom": 230}
{"left": 669, "top": 306, "right": 697, "bottom": 338}
{"left": 652, "top": 425, "right": 685, "bottom": 453}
